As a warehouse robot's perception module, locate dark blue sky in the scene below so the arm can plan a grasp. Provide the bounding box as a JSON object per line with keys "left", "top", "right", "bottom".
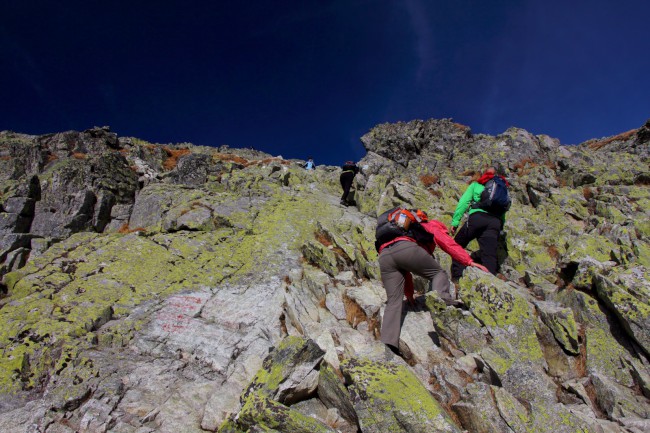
{"left": 1, "top": 1, "right": 648, "bottom": 165}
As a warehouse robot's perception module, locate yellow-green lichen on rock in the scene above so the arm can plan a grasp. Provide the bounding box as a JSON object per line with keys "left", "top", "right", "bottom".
{"left": 243, "top": 336, "right": 324, "bottom": 400}
{"left": 593, "top": 269, "right": 650, "bottom": 354}
{"left": 459, "top": 272, "right": 541, "bottom": 360}
{"left": 1, "top": 162, "right": 356, "bottom": 394}
{"left": 493, "top": 385, "right": 593, "bottom": 433}
{"left": 341, "top": 357, "right": 461, "bottom": 433}
{"left": 548, "top": 187, "right": 590, "bottom": 221}
{"left": 237, "top": 392, "right": 336, "bottom": 433}
{"left": 503, "top": 203, "right": 576, "bottom": 276}
{"left": 535, "top": 302, "right": 580, "bottom": 355}
{"left": 458, "top": 271, "right": 559, "bottom": 402}
{"left": 231, "top": 336, "right": 330, "bottom": 432}
{"left": 553, "top": 288, "right": 636, "bottom": 386}
{"left": 0, "top": 230, "right": 235, "bottom": 393}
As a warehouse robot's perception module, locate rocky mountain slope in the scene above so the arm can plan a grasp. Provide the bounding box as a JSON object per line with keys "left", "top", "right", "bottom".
{"left": 0, "top": 119, "right": 648, "bottom": 432}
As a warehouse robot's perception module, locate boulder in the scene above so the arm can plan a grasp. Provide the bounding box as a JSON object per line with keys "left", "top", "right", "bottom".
{"left": 341, "top": 357, "right": 462, "bottom": 433}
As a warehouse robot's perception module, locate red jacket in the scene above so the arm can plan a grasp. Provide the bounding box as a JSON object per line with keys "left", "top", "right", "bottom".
{"left": 377, "top": 219, "right": 473, "bottom": 267}
{"left": 378, "top": 219, "right": 473, "bottom": 302}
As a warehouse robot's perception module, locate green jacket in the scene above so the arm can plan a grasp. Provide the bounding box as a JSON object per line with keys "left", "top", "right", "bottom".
{"left": 451, "top": 182, "right": 506, "bottom": 227}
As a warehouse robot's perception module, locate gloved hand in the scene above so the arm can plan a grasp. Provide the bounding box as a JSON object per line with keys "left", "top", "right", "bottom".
{"left": 470, "top": 262, "right": 489, "bottom": 273}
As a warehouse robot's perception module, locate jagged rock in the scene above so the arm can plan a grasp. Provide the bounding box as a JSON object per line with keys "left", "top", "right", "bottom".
{"left": 534, "top": 313, "right": 584, "bottom": 382}
{"left": 302, "top": 240, "right": 340, "bottom": 276}
{"left": 290, "top": 398, "right": 343, "bottom": 430}
{"left": 625, "top": 357, "right": 650, "bottom": 399}
{"left": 360, "top": 119, "right": 471, "bottom": 167}
{"left": 341, "top": 357, "right": 462, "bottom": 432}
{"left": 0, "top": 233, "right": 33, "bottom": 262}
{"left": 452, "top": 382, "right": 514, "bottom": 433}
{"left": 345, "top": 280, "right": 385, "bottom": 319}
{"left": 398, "top": 303, "right": 443, "bottom": 366}
{"left": 494, "top": 385, "right": 594, "bottom": 432}
{"left": 167, "top": 153, "right": 212, "bottom": 186}
{"left": 317, "top": 364, "right": 358, "bottom": 425}
{"left": 3, "top": 197, "right": 36, "bottom": 218}
{"left": 0, "top": 121, "right": 649, "bottom": 432}
{"left": 619, "top": 417, "right": 650, "bottom": 433}
{"left": 0, "top": 211, "right": 31, "bottom": 234}
{"left": 552, "top": 288, "right": 639, "bottom": 387}
{"left": 454, "top": 381, "right": 597, "bottom": 433}
{"left": 457, "top": 270, "right": 558, "bottom": 402}
{"left": 593, "top": 269, "right": 650, "bottom": 355}
{"left": 570, "top": 257, "right": 617, "bottom": 289}
{"left": 27, "top": 150, "right": 138, "bottom": 239}
{"left": 534, "top": 300, "right": 580, "bottom": 355}
{"left": 231, "top": 337, "right": 333, "bottom": 432}
{"left": 241, "top": 336, "right": 325, "bottom": 405}
{"left": 237, "top": 392, "right": 336, "bottom": 433}
{"left": 591, "top": 374, "right": 650, "bottom": 421}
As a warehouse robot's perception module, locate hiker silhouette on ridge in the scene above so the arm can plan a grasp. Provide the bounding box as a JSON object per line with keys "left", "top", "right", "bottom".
{"left": 450, "top": 166, "right": 511, "bottom": 279}
{"left": 339, "top": 160, "right": 359, "bottom": 206}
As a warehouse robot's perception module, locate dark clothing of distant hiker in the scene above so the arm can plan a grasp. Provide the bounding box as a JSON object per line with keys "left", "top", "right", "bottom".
{"left": 378, "top": 219, "right": 488, "bottom": 349}
{"left": 340, "top": 161, "right": 359, "bottom": 206}
{"left": 450, "top": 168, "right": 508, "bottom": 279}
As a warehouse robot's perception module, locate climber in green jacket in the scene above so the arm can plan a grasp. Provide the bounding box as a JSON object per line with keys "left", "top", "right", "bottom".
{"left": 450, "top": 167, "right": 511, "bottom": 278}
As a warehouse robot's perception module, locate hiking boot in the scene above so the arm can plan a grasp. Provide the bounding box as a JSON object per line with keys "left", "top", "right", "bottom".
{"left": 385, "top": 344, "right": 403, "bottom": 357}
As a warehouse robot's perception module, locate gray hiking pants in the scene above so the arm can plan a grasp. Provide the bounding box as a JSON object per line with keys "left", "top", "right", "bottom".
{"left": 378, "top": 241, "right": 452, "bottom": 347}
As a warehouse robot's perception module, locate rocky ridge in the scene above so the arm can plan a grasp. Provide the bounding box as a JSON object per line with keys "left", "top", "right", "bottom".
{"left": 0, "top": 119, "right": 648, "bottom": 432}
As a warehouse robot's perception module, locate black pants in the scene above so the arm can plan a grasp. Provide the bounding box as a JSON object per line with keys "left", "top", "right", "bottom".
{"left": 451, "top": 212, "right": 502, "bottom": 278}
{"left": 340, "top": 172, "right": 355, "bottom": 202}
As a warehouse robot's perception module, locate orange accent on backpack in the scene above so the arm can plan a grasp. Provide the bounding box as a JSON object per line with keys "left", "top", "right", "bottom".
{"left": 387, "top": 208, "right": 417, "bottom": 230}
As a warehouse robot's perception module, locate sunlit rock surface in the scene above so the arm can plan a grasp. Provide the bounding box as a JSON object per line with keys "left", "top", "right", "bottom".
{"left": 0, "top": 120, "right": 648, "bottom": 432}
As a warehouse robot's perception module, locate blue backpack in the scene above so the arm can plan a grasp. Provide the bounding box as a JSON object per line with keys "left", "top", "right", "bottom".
{"left": 472, "top": 176, "right": 511, "bottom": 215}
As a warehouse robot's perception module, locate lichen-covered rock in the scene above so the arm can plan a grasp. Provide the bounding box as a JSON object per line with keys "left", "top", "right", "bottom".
{"left": 458, "top": 270, "right": 557, "bottom": 402}
{"left": 494, "top": 385, "right": 594, "bottom": 433}
{"left": 593, "top": 268, "right": 650, "bottom": 354}
{"left": 237, "top": 392, "right": 336, "bottom": 433}
{"left": 341, "top": 358, "right": 462, "bottom": 433}
{"left": 0, "top": 120, "right": 649, "bottom": 432}
{"left": 166, "top": 153, "right": 213, "bottom": 186}
{"left": 452, "top": 382, "right": 514, "bottom": 433}
{"left": 317, "top": 363, "right": 358, "bottom": 425}
{"left": 242, "top": 336, "right": 325, "bottom": 405}
{"left": 225, "top": 337, "right": 337, "bottom": 433}
{"left": 552, "top": 288, "right": 638, "bottom": 387}
{"left": 591, "top": 374, "right": 650, "bottom": 421}
{"left": 534, "top": 300, "right": 580, "bottom": 355}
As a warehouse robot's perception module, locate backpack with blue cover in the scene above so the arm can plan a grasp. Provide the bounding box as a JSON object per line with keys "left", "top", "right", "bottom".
{"left": 375, "top": 207, "right": 433, "bottom": 251}
{"left": 472, "top": 176, "right": 511, "bottom": 215}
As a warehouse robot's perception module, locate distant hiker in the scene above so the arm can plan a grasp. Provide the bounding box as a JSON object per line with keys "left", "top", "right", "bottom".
{"left": 376, "top": 207, "right": 489, "bottom": 355}
{"left": 339, "top": 160, "right": 359, "bottom": 206}
{"left": 304, "top": 157, "right": 315, "bottom": 170}
{"left": 450, "top": 166, "right": 511, "bottom": 279}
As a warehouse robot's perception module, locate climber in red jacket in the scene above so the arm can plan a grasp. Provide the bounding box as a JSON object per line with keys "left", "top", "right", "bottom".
{"left": 377, "top": 216, "right": 489, "bottom": 355}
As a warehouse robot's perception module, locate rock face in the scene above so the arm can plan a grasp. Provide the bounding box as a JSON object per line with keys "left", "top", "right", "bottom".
{"left": 0, "top": 120, "right": 648, "bottom": 433}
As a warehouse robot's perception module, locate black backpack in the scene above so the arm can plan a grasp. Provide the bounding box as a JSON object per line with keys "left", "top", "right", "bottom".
{"left": 342, "top": 161, "right": 358, "bottom": 173}
{"left": 375, "top": 207, "right": 434, "bottom": 252}
{"left": 472, "top": 176, "right": 511, "bottom": 215}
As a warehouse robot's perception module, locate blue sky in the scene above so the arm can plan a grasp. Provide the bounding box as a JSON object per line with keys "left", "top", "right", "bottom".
{"left": 1, "top": 1, "right": 648, "bottom": 165}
